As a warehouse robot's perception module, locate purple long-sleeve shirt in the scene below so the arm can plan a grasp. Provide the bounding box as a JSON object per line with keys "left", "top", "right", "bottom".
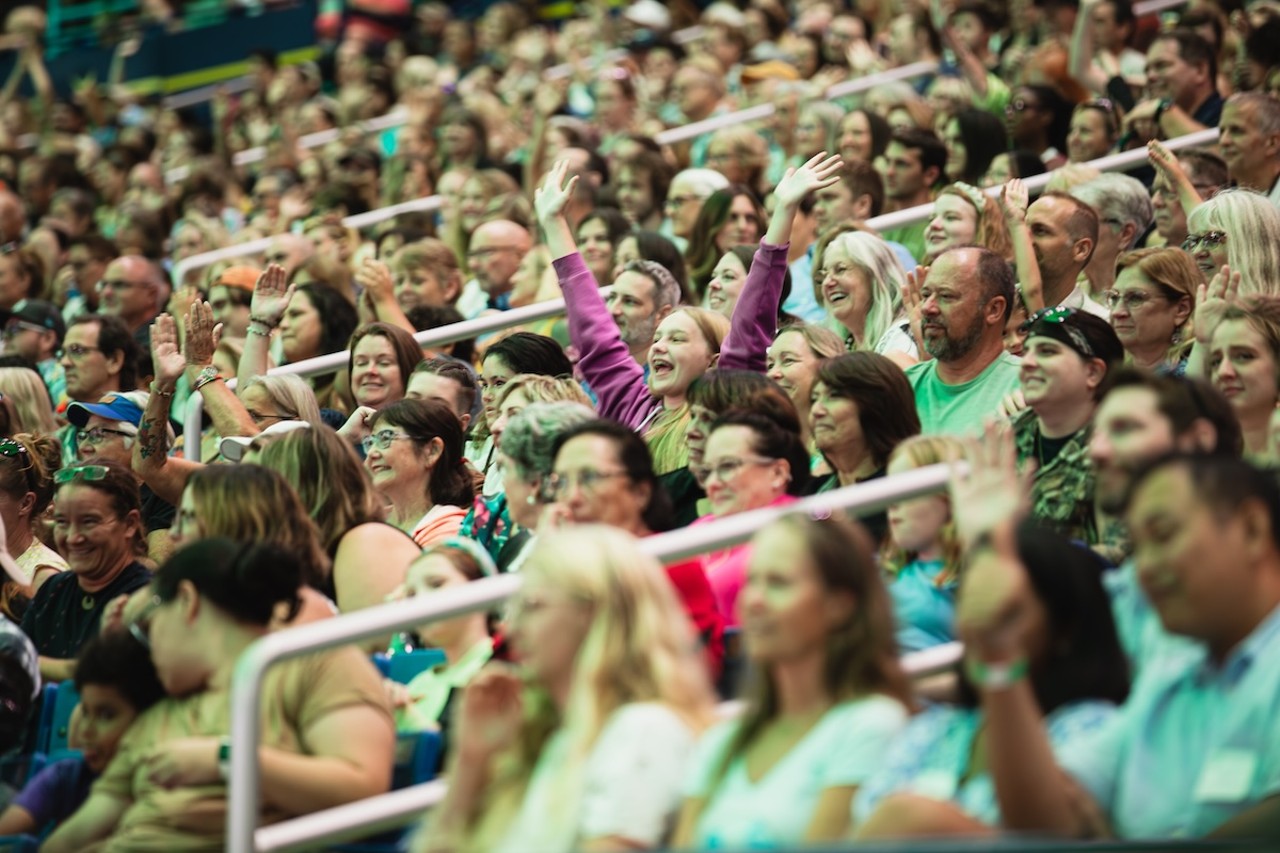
{"left": 552, "top": 240, "right": 791, "bottom": 429}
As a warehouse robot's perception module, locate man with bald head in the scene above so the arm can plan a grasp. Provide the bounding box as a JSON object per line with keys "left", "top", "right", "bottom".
{"left": 98, "top": 255, "right": 168, "bottom": 358}
{"left": 265, "top": 233, "right": 316, "bottom": 278}
{"left": 456, "top": 220, "right": 532, "bottom": 319}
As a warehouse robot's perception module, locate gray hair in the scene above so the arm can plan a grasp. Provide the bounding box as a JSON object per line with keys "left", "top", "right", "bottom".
{"left": 1071, "top": 174, "right": 1153, "bottom": 251}
{"left": 626, "top": 260, "right": 682, "bottom": 310}
{"left": 671, "top": 168, "right": 730, "bottom": 199}
{"left": 1226, "top": 91, "right": 1280, "bottom": 136}
{"left": 501, "top": 401, "right": 597, "bottom": 483}
{"left": 240, "top": 374, "right": 324, "bottom": 427}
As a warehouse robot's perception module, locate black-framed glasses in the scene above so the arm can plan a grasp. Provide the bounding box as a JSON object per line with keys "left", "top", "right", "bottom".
{"left": 76, "top": 427, "right": 136, "bottom": 446}
{"left": 1182, "top": 231, "right": 1228, "bottom": 253}
{"left": 545, "top": 469, "right": 629, "bottom": 500}
{"left": 54, "top": 464, "right": 111, "bottom": 484}
{"left": 57, "top": 344, "right": 101, "bottom": 361}
{"left": 361, "top": 430, "right": 415, "bottom": 454}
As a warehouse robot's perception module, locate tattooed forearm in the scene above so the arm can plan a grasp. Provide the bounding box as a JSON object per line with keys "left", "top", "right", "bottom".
{"left": 137, "top": 415, "right": 169, "bottom": 461}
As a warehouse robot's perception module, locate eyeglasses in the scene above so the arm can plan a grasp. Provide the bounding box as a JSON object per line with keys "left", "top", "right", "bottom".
{"left": 816, "top": 263, "right": 858, "bottom": 281}
{"left": 1182, "top": 231, "right": 1228, "bottom": 253}
{"left": 545, "top": 469, "right": 629, "bottom": 499}
{"left": 664, "top": 195, "right": 703, "bottom": 209}
{"left": 127, "top": 593, "right": 163, "bottom": 650}
{"left": 54, "top": 464, "right": 111, "bottom": 484}
{"left": 57, "top": 344, "right": 101, "bottom": 361}
{"left": 76, "top": 427, "right": 136, "bottom": 446}
{"left": 703, "top": 456, "right": 779, "bottom": 483}
{"left": 361, "top": 430, "right": 415, "bottom": 453}
{"left": 246, "top": 410, "right": 291, "bottom": 426}
{"left": 1104, "top": 290, "right": 1161, "bottom": 312}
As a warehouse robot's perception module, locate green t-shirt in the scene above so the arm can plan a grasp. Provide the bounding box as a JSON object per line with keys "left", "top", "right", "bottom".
{"left": 906, "top": 353, "right": 1022, "bottom": 436}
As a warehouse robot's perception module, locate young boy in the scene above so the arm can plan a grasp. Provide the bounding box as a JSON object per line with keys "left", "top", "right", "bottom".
{"left": 0, "top": 629, "right": 165, "bottom": 836}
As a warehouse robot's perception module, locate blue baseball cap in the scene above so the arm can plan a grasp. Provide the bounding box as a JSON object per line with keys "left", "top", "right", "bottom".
{"left": 66, "top": 391, "right": 148, "bottom": 429}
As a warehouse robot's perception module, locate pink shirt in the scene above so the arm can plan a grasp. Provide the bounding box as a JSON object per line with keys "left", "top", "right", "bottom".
{"left": 692, "top": 495, "right": 797, "bottom": 627}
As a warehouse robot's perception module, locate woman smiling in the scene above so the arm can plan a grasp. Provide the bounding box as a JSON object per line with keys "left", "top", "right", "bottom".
{"left": 22, "top": 461, "right": 151, "bottom": 682}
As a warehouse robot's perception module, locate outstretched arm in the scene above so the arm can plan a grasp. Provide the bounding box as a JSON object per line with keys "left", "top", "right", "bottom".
{"left": 537, "top": 160, "right": 652, "bottom": 426}
{"left": 184, "top": 300, "right": 258, "bottom": 441}
{"left": 134, "top": 314, "right": 202, "bottom": 505}
{"left": 1148, "top": 140, "right": 1203, "bottom": 221}
{"left": 1069, "top": 0, "right": 1111, "bottom": 94}
{"left": 723, "top": 153, "right": 844, "bottom": 372}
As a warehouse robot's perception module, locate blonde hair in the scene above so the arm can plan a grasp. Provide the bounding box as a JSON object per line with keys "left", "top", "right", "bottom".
{"left": 645, "top": 307, "right": 729, "bottom": 475}
{"left": 1187, "top": 189, "right": 1280, "bottom": 297}
{"left": 815, "top": 228, "right": 907, "bottom": 350}
{"left": 455, "top": 526, "right": 717, "bottom": 848}
{"left": 881, "top": 435, "right": 966, "bottom": 587}
{"left": 495, "top": 373, "right": 592, "bottom": 411}
{"left": 240, "top": 374, "right": 325, "bottom": 427}
{"left": 0, "top": 367, "right": 56, "bottom": 436}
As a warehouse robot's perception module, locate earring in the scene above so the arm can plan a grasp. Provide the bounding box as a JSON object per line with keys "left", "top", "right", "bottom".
{"left": 1171, "top": 328, "right": 1182, "bottom": 346}
{"left": 526, "top": 493, "right": 537, "bottom": 506}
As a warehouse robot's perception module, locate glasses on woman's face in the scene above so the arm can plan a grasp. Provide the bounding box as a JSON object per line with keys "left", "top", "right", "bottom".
{"left": 76, "top": 427, "right": 136, "bottom": 447}
{"left": 361, "top": 429, "right": 414, "bottom": 454}
{"left": 1104, "top": 290, "right": 1162, "bottom": 312}
{"left": 703, "top": 456, "right": 778, "bottom": 483}
{"left": 54, "top": 464, "right": 112, "bottom": 484}
{"left": 1182, "top": 230, "right": 1228, "bottom": 253}
{"left": 545, "top": 469, "right": 628, "bottom": 500}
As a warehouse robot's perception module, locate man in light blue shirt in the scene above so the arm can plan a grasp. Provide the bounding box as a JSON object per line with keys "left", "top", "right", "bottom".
{"left": 965, "top": 454, "right": 1280, "bottom": 842}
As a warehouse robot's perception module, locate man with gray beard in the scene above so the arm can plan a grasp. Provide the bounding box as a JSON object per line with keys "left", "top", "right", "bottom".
{"left": 905, "top": 246, "right": 1021, "bottom": 435}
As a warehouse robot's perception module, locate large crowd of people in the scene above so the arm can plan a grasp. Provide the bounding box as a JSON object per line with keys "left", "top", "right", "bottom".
{"left": 0, "top": 0, "right": 1277, "bottom": 849}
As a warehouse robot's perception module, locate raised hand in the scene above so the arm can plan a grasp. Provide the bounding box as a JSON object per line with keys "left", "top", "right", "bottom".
{"left": 1194, "top": 263, "right": 1241, "bottom": 348}
{"left": 356, "top": 258, "right": 395, "bottom": 304}
{"left": 533, "top": 159, "right": 578, "bottom": 225}
{"left": 249, "top": 263, "right": 294, "bottom": 329}
{"left": 901, "top": 263, "right": 930, "bottom": 360}
{"left": 150, "top": 313, "right": 186, "bottom": 386}
{"left": 184, "top": 301, "right": 223, "bottom": 369}
{"left": 999, "top": 179, "right": 1029, "bottom": 224}
{"left": 1146, "top": 139, "right": 1199, "bottom": 210}
{"left": 773, "top": 152, "right": 843, "bottom": 209}
{"left": 949, "top": 420, "right": 1031, "bottom": 551}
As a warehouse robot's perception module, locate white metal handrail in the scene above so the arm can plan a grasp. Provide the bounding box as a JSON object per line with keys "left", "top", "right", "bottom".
{"left": 181, "top": 289, "right": 605, "bottom": 460}
{"left": 168, "top": 194, "right": 443, "bottom": 286}
{"left": 227, "top": 462, "right": 960, "bottom": 852}
{"left": 864, "top": 127, "right": 1221, "bottom": 234}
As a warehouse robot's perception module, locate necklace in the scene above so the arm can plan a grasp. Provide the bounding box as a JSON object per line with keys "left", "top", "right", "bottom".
{"left": 82, "top": 593, "right": 96, "bottom": 611}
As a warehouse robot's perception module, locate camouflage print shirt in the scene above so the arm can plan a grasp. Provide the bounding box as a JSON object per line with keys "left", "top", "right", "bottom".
{"left": 1012, "top": 408, "right": 1099, "bottom": 546}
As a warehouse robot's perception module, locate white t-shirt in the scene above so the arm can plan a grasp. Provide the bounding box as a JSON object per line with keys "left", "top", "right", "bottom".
{"left": 496, "top": 702, "right": 697, "bottom": 853}
{"left": 683, "top": 695, "right": 908, "bottom": 848}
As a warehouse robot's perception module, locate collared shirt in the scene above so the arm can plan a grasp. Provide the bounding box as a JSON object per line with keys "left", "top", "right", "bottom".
{"left": 1060, "top": 284, "right": 1111, "bottom": 319}
{"left": 1012, "top": 408, "right": 1099, "bottom": 545}
{"left": 1062, "top": 602, "right": 1280, "bottom": 838}
{"left": 395, "top": 638, "right": 494, "bottom": 732}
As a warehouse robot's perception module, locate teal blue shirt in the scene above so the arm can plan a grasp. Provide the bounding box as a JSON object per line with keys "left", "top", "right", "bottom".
{"left": 906, "top": 354, "right": 1022, "bottom": 437}
{"left": 1062, "top": 602, "right": 1280, "bottom": 838}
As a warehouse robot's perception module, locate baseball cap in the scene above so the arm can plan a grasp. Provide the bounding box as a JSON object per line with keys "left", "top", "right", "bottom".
{"left": 216, "top": 266, "right": 261, "bottom": 292}
{"left": 7, "top": 299, "right": 66, "bottom": 343}
{"left": 220, "top": 420, "right": 312, "bottom": 463}
{"left": 66, "top": 390, "right": 149, "bottom": 430}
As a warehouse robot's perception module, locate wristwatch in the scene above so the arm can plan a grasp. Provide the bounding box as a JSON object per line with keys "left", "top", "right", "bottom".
{"left": 217, "top": 737, "right": 231, "bottom": 782}
{"left": 192, "top": 365, "right": 222, "bottom": 392}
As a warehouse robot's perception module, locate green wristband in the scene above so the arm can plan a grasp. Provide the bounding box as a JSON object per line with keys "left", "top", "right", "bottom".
{"left": 966, "top": 657, "right": 1029, "bottom": 691}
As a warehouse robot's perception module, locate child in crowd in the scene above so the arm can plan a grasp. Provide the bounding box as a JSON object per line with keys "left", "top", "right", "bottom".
{"left": 882, "top": 435, "right": 966, "bottom": 652}
{"left": 0, "top": 629, "right": 165, "bottom": 837}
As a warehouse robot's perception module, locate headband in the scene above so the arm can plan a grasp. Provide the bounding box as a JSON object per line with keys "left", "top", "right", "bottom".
{"left": 430, "top": 537, "right": 499, "bottom": 578}
{"left": 951, "top": 182, "right": 988, "bottom": 214}
{"left": 1022, "top": 306, "right": 1096, "bottom": 360}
